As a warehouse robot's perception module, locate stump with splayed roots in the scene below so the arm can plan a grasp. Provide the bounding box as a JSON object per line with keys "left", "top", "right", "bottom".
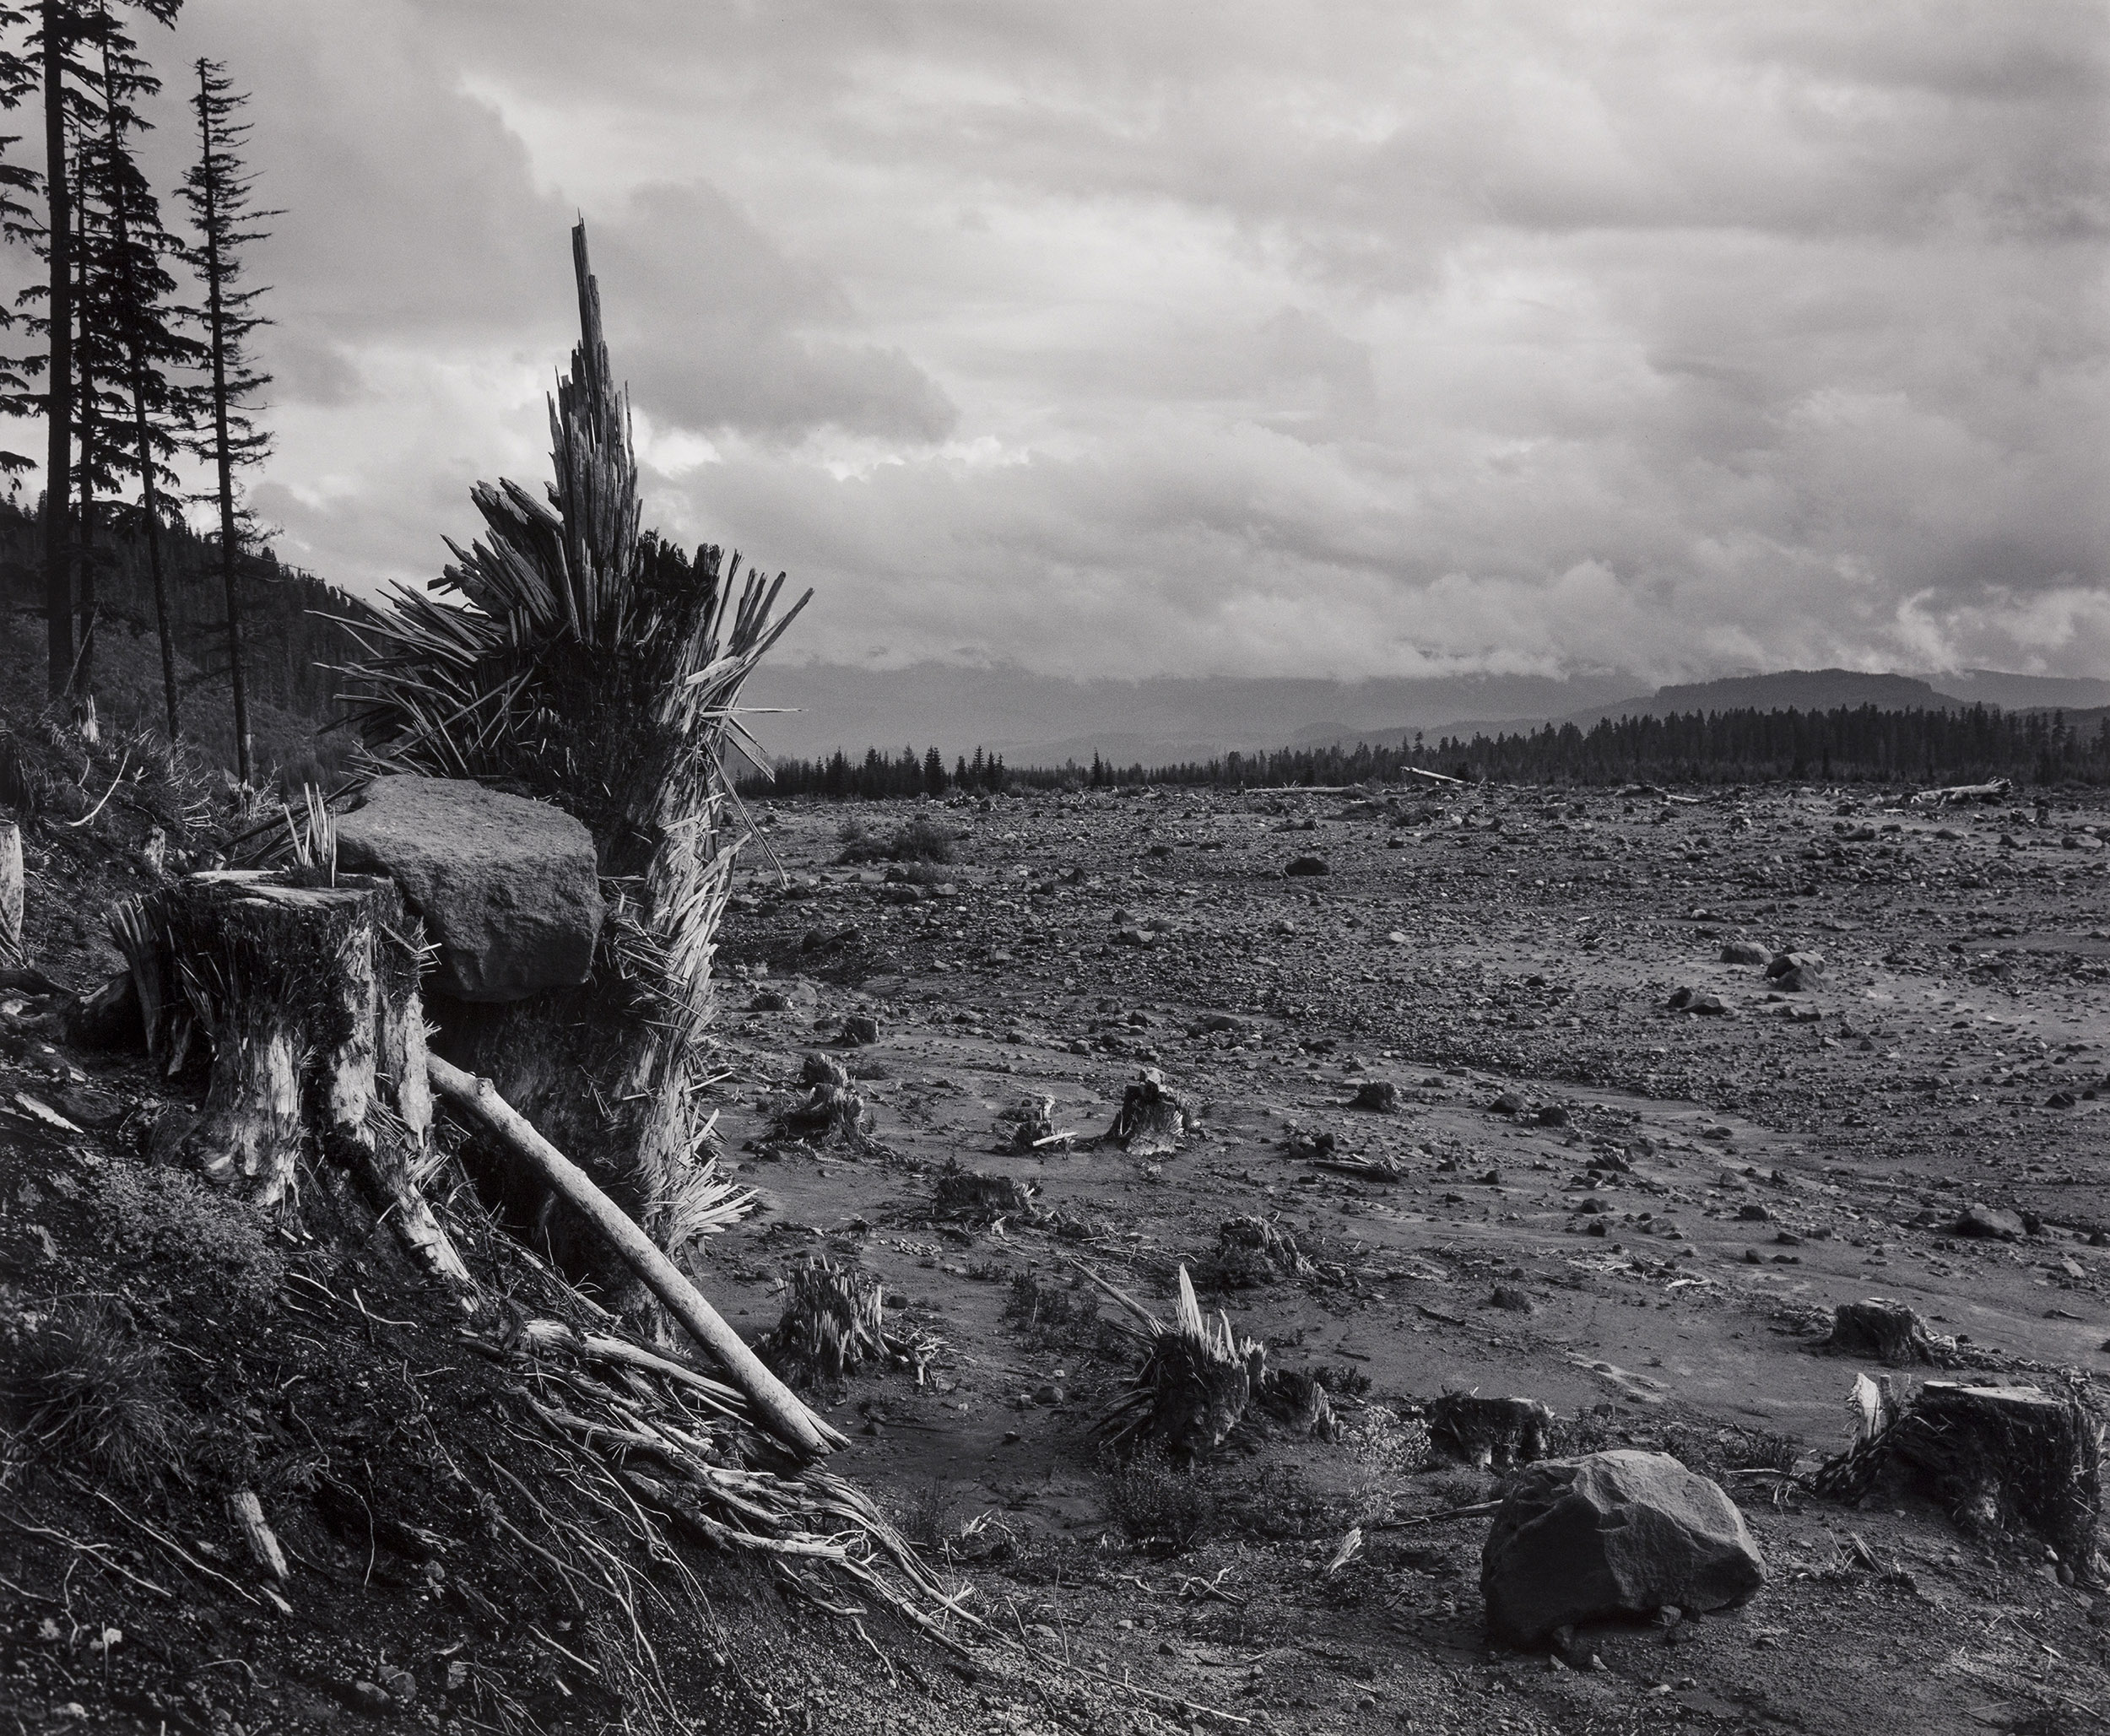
{"left": 115, "top": 870, "right": 468, "bottom": 1290}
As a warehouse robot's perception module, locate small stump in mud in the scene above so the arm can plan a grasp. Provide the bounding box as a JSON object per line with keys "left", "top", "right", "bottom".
{"left": 1107, "top": 1067, "right": 1189, "bottom": 1156}
{"left": 1821, "top": 1298, "right": 1954, "bottom": 1366}
{"left": 1101, "top": 1268, "right": 1258, "bottom": 1463}
{"left": 1429, "top": 1393, "right": 1555, "bottom": 1468}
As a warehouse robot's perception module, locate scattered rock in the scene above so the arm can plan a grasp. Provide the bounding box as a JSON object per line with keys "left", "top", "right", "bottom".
{"left": 1764, "top": 949, "right": 1825, "bottom": 992}
{"left": 840, "top": 1013, "right": 881, "bottom": 1046}
{"left": 1284, "top": 856, "right": 1330, "bottom": 877}
{"left": 1954, "top": 1203, "right": 2028, "bottom": 1241}
{"left": 1480, "top": 1451, "right": 1766, "bottom": 1646}
{"left": 337, "top": 774, "right": 604, "bottom": 1002}
{"left": 1719, "top": 938, "right": 1769, "bottom": 965}
{"left": 1351, "top": 1079, "right": 1399, "bottom": 1112}
{"left": 1490, "top": 1286, "right": 1536, "bottom": 1314}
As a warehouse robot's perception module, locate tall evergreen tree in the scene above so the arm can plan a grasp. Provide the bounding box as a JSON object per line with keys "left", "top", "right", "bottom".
{"left": 181, "top": 55, "right": 270, "bottom": 784}
{"left": 0, "top": 14, "right": 38, "bottom": 482}
{"left": 0, "top": 3, "right": 176, "bottom": 709}
{"left": 84, "top": 6, "right": 197, "bottom": 737}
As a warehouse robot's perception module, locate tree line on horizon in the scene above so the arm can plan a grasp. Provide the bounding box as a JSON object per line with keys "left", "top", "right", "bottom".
{"left": 0, "top": 2, "right": 273, "bottom": 781}
{"left": 744, "top": 702, "right": 2110, "bottom": 798}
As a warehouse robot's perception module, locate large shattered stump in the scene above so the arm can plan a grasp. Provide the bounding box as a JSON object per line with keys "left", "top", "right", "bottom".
{"left": 1886, "top": 1383, "right": 2102, "bottom": 1565}
{"left": 122, "top": 870, "right": 465, "bottom": 1285}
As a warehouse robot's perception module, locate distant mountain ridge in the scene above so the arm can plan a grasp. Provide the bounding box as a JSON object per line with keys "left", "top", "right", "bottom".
{"left": 743, "top": 660, "right": 2110, "bottom": 769}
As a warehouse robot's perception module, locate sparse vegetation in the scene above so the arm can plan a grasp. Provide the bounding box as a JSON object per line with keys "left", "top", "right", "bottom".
{"left": 837, "top": 813, "right": 956, "bottom": 865}
{"left": 1101, "top": 1441, "right": 1217, "bottom": 1550}
{"left": 2, "top": 1300, "right": 190, "bottom": 1490}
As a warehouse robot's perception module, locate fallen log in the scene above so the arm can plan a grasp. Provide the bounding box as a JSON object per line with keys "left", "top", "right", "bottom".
{"left": 0, "top": 819, "right": 22, "bottom": 963}
{"left": 426, "top": 1053, "right": 844, "bottom": 1461}
{"left": 1911, "top": 777, "right": 2011, "bottom": 806}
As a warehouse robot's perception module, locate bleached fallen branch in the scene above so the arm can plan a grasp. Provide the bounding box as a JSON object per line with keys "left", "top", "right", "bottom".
{"left": 427, "top": 1053, "right": 845, "bottom": 1461}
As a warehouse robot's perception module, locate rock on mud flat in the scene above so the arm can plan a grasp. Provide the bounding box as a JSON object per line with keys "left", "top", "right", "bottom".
{"left": 337, "top": 775, "right": 603, "bottom": 1002}
{"left": 1481, "top": 1450, "right": 1766, "bottom": 1646}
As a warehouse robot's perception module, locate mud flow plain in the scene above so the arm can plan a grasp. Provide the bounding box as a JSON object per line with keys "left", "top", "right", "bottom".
{"left": 701, "top": 780, "right": 2110, "bottom": 1733}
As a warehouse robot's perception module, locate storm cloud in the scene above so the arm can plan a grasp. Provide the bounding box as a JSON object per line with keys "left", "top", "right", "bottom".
{"left": 88, "top": 1, "right": 2110, "bottom": 680}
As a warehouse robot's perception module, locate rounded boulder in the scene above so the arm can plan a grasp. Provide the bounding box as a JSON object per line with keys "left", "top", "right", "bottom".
{"left": 1480, "top": 1449, "right": 1765, "bottom": 1646}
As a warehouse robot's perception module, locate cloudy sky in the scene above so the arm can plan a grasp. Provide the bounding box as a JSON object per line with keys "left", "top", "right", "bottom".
{"left": 85, "top": 1, "right": 2110, "bottom": 684}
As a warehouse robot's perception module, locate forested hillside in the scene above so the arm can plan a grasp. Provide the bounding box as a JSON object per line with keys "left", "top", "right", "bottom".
{"left": 0, "top": 495, "right": 355, "bottom": 778}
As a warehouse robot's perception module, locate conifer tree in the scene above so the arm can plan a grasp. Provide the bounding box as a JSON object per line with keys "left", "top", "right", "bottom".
{"left": 181, "top": 55, "right": 270, "bottom": 783}
{"left": 84, "top": 8, "right": 197, "bottom": 737}
{"left": 0, "top": 3, "right": 176, "bottom": 708}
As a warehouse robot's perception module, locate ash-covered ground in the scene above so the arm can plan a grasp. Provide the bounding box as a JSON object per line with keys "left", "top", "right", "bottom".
{"left": 698, "top": 779, "right": 2110, "bottom": 1734}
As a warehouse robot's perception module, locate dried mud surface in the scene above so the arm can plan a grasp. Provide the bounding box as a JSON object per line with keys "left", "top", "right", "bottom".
{"left": 702, "top": 781, "right": 2110, "bottom": 1733}
{"left": 1, "top": 772, "right": 2106, "bottom": 1735}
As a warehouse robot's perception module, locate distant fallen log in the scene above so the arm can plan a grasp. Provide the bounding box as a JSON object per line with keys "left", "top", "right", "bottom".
{"left": 427, "top": 1053, "right": 844, "bottom": 1462}
{"left": 1911, "top": 778, "right": 2011, "bottom": 806}
{"left": 0, "top": 819, "right": 22, "bottom": 964}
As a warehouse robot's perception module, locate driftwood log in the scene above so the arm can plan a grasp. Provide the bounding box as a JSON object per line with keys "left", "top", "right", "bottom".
{"left": 427, "top": 1054, "right": 841, "bottom": 1461}
{"left": 114, "top": 870, "right": 468, "bottom": 1290}
{"left": 1910, "top": 778, "right": 2012, "bottom": 806}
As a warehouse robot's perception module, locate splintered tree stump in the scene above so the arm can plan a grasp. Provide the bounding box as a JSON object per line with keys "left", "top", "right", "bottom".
{"left": 121, "top": 870, "right": 468, "bottom": 1288}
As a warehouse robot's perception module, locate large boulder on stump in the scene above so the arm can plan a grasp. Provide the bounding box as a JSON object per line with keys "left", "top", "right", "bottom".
{"left": 336, "top": 776, "right": 604, "bottom": 1003}
{"left": 1481, "top": 1451, "right": 1766, "bottom": 1646}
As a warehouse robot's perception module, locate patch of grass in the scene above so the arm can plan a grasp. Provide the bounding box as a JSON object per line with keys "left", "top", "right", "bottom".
{"left": 1216, "top": 1460, "right": 1328, "bottom": 1541}
{"left": 1420, "top": 1466, "right": 1494, "bottom": 1510}
{"left": 3, "top": 1300, "right": 191, "bottom": 1489}
{"left": 1654, "top": 1420, "right": 1801, "bottom": 1479}
{"left": 1004, "top": 1269, "right": 1079, "bottom": 1328}
{"left": 1101, "top": 1441, "right": 1217, "bottom": 1552}
{"left": 837, "top": 814, "right": 957, "bottom": 866}
{"left": 1312, "top": 1362, "right": 1372, "bottom": 1398}
{"left": 1550, "top": 1408, "right": 1621, "bottom": 1457}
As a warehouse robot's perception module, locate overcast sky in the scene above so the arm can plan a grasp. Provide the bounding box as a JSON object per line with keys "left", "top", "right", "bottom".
{"left": 81, "top": 1, "right": 2110, "bottom": 683}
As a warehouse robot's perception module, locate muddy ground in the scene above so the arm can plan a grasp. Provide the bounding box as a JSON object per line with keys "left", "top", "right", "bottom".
{"left": 2, "top": 768, "right": 2107, "bottom": 1735}
{"left": 701, "top": 779, "right": 2110, "bottom": 1733}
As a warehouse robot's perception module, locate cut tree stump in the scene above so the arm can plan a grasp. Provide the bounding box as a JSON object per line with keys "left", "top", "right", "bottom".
{"left": 116, "top": 870, "right": 468, "bottom": 1290}
{"left": 1815, "top": 1380, "right": 2102, "bottom": 1567}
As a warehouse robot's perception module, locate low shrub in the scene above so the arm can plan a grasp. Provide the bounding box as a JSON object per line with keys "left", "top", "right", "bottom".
{"left": 1101, "top": 1441, "right": 1217, "bottom": 1550}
